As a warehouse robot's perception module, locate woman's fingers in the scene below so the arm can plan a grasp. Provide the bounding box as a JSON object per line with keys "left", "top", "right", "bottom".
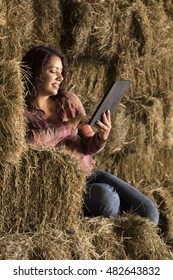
{"left": 69, "top": 113, "right": 88, "bottom": 129}
{"left": 106, "top": 109, "right": 111, "bottom": 123}
{"left": 102, "top": 110, "right": 111, "bottom": 127}
{"left": 77, "top": 114, "right": 89, "bottom": 128}
{"left": 97, "top": 111, "right": 111, "bottom": 128}
{"left": 95, "top": 110, "right": 112, "bottom": 141}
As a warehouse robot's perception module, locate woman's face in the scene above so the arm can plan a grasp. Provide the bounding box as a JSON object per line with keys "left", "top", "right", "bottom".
{"left": 39, "top": 55, "right": 64, "bottom": 97}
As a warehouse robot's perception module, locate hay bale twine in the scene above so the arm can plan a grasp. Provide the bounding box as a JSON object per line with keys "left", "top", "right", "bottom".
{"left": 0, "top": 146, "right": 87, "bottom": 233}
{"left": 0, "top": 59, "right": 26, "bottom": 164}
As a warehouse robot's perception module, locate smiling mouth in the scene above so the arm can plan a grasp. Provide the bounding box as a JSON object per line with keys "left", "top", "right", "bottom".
{"left": 52, "top": 83, "right": 60, "bottom": 89}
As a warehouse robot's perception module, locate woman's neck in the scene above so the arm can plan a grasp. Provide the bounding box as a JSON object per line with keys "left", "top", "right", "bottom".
{"left": 35, "top": 95, "right": 51, "bottom": 111}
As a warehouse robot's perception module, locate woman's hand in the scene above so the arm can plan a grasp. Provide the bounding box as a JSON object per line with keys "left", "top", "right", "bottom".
{"left": 68, "top": 113, "right": 89, "bottom": 130}
{"left": 95, "top": 110, "right": 112, "bottom": 141}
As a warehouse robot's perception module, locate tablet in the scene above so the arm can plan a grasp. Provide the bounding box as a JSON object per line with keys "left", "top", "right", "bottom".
{"left": 88, "top": 80, "right": 131, "bottom": 125}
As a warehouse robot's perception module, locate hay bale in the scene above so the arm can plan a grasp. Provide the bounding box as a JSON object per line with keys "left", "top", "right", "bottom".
{"left": 96, "top": 95, "right": 164, "bottom": 182}
{"left": 162, "top": 91, "right": 173, "bottom": 147}
{"left": 32, "top": 0, "right": 62, "bottom": 49}
{"left": 47, "top": 218, "right": 125, "bottom": 260}
{"left": 60, "top": 0, "right": 94, "bottom": 58}
{"left": 109, "top": 106, "right": 131, "bottom": 153}
{"left": 60, "top": 0, "right": 165, "bottom": 66}
{"left": 67, "top": 60, "right": 107, "bottom": 115}
{"left": 0, "top": 0, "right": 62, "bottom": 57}
{"left": 60, "top": 0, "right": 124, "bottom": 61}
{"left": 80, "top": 217, "right": 126, "bottom": 260}
{"left": 0, "top": 214, "right": 172, "bottom": 260}
{"left": 135, "top": 181, "right": 173, "bottom": 242}
{"left": 0, "top": 233, "right": 33, "bottom": 260}
{"left": 133, "top": 96, "right": 164, "bottom": 149}
{"left": 149, "top": 187, "right": 173, "bottom": 240}
{"left": 163, "top": 0, "right": 173, "bottom": 18}
{"left": 156, "top": 149, "right": 173, "bottom": 180}
{"left": 0, "top": 59, "right": 26, "bottom": 164}
{"left": 0, "top": 0, "right": 35, "bottom": 59}
{"left": 56, "top": 226, "right": 98, "bottom": 260}
{"left": 0, "top": 3, "right": 7, "bottom": 58}
{"left": 113, "top": 213, "right": 173, "bottom": 260}
{"left": 0, "top": 146, "right": 87, "bottom": 233}
{"left": 114, "top": 0, "right": 173, "bottom": 94}
{"left": 0, "top": 0, "right": 7, "bottom": 44}
{"left": 0, "top": 3, "right": 6, "bottom": 24}
{"left": 95, "top": 105, "right": 131, "bottom": 171}
{"left": 31, "top": 229, "right": 72, "bottom": 260}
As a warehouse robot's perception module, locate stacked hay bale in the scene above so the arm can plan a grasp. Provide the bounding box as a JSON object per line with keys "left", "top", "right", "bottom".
{"left": 0, "top": 0, "right": 28, "bottom": 164}
{"left": 0, "top": 0, "right": 173, "bottom": 259}
{"left": 0, "top": 0, "right": 35, "bottom": 59}
{"left": 0, "top": 60, "right": 26, "bottom": 164}
{"left": 32, "top": 0, "right": 62, "bottom": 49}
{"left": 0, "top": 147, "right": 86, "bottom": 232}
{"left": 1, "top": 215, "right": 172, "bottom": 260}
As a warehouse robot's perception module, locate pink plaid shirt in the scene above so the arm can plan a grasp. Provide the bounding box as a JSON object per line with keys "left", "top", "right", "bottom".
{"left": 25, "top": 92, "right": 106, "bottom": 172}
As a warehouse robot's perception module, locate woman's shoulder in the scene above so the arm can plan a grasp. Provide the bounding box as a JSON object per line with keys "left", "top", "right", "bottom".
{"left": 63, "top": 91, "right": 82, "bottom": 108}
{"left": 25, "top": 108, "right": 42, "bottom": 119}
{"left": 65, "top": 91, "right": 81, "bottom": 102}
{"left": 25, "top": 108, "right": 49, "bottom": 129}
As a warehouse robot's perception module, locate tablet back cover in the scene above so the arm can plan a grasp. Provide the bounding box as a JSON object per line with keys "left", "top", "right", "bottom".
{"left": 89, "top": 80, "right": 131, "bottom": 125}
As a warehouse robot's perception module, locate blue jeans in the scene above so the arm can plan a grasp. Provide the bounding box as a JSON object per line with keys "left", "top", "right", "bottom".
{"left": 84, "top": 170, "right": 159, "bottom": 224}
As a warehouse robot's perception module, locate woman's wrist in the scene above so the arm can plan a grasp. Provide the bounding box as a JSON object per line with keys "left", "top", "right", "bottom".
{"left": 97, "top": 133, "right": 108, "bottom": 142}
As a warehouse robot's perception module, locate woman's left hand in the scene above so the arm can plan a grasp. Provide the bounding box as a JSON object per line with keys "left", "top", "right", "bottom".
{"left": 95, "top": 110, "right": 112, "bottom": 141}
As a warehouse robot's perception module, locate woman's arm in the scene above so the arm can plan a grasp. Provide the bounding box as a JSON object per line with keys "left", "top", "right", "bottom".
{"left": 79, "top": 125, "right": 107, "bottom": 155}
{"left": 26, "top": 122, "right": 72, "bottom": 147}
{"left": 70, "top": 92, "right": 109, "bottom": 155}
{"left": 26, "top": 109, "right": 88, "bottom": 148}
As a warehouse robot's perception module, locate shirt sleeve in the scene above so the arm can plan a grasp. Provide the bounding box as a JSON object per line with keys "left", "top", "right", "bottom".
{"left": 25, "top": 111, "right": 72, "bottom": 147}
{"left": 26, "top": 124, "right": 72, "bottom": 147}
{"left": 70, "top": 92, "right": 107, "bottom": 155}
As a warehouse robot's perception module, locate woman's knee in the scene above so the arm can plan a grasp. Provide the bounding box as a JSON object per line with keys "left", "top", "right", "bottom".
{"left": 84, "top": 183, "right": 120, "bottom": 218}
{"left": 140, "top": 200, "right": 159, "bottom": 224}
{"left": 99, "top": 184, "right": 121, "bottom": 217}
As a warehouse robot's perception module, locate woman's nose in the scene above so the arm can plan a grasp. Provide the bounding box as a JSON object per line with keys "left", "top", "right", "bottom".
{"left": 56, "top": 73, "right": 63, "bottom": 82}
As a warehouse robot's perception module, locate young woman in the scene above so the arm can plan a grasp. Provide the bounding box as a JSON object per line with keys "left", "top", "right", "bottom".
{"left": 22, "top": 45, "right": 159, "bottom": 224}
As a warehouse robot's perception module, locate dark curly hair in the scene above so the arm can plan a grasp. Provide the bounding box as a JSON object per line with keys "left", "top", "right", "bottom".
{"left": 21, "top": 45, "right": 68, "bottom": 110}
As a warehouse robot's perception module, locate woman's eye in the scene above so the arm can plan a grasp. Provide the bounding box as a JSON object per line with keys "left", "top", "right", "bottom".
{"left": 50, "top": 70, "right": 56, "bottom": 73}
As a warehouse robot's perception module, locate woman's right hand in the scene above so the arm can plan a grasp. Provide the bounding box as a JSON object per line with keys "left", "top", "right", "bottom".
{"left": 68, "top": 113, "right": 89, "bottom": 130}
